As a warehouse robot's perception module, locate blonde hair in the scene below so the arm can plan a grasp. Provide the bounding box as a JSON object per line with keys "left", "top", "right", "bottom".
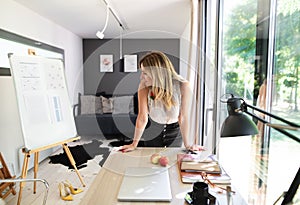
{"left": 139, "top": 51, "right": 184, "bottom": 109}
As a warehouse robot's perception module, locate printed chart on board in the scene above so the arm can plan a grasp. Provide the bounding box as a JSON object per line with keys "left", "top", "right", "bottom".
{"left": 9, "top": 55, "right": 77, "bottom": 150}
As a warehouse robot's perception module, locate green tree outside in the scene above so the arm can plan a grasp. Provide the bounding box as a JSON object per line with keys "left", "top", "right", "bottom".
{"left": 223, "top": 0, "right": 300, "bottom": 113}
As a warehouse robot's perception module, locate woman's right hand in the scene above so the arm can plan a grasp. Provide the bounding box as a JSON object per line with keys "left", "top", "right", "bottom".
{"left": 118, "top": 143, "right": 137, "bottom": 153}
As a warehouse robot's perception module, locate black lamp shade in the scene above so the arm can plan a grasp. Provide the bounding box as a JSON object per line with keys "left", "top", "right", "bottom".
{"left": 221, "top": 96, "right": 258, "bottom": 137}
{"left": 221, "top": 113, "right": 259, "bottom": 137}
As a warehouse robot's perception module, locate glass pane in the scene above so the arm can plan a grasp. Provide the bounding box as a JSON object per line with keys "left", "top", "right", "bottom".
{"left": 218, "top": 0, "right": 258, "bottom": 201}
{"left": 218, "top": 0, "right": 258, "bottom": 131}
{"left": 218, "top": 0, "right": 300, "bottom": 204}
{"left": 267, "top": 0, "right": 300, "bottom": 203}
{"left": 0, "top": 38, "right": 63, "bottom": 68}
{"left": 221, "top": 1, "right": 257, "bottom": 101}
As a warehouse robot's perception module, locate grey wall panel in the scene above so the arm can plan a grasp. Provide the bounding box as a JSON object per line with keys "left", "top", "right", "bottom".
{"left": 83, "top": 39, "right": 180, "bottom": 95}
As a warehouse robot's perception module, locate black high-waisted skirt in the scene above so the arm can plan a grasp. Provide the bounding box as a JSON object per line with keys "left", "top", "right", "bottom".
{"left": 142, "top": 118, "right": 182, "bottom": 147}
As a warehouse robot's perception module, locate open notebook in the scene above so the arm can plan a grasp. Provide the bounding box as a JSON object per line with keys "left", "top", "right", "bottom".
{"left": 117, "top": 167, "right": 172, "bottom": 202}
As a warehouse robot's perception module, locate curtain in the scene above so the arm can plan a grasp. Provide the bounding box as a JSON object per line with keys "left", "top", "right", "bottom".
{"left": 187, "top": 0, "right": 205, "bottom": 145}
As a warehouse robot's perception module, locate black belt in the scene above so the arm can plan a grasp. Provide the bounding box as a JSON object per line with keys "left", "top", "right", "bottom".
{"left": 163, "top": 122, "right": 179, "bottom": 129}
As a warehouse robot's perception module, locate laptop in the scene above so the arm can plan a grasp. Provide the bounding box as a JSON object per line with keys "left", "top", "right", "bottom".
{"left": 117, "top": 167, "right": 172, "bottom": 202}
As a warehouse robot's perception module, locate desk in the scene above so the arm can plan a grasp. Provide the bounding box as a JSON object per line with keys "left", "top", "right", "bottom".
{"left": 80, "top": 148, "right": 247, "bottom": 205}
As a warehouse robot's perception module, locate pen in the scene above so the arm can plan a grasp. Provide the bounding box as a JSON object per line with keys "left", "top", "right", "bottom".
{"left": 185, "top": 149, "right": 197, "bottom": 154}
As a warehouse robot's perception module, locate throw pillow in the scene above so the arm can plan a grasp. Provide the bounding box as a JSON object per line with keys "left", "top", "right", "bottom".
{"left": 112, "top": 96, "right": 134, "bottom": 114}
{"left": 101, "top": 96, "right": 113, "bottom": 113}
{"left": 80, "top": 95, "right": 103, "bottom": 114}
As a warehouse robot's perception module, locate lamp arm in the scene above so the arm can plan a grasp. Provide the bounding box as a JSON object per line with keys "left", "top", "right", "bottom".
{"left": 242, "top": 102, "right": 300, "bottom": 128}
{"left": 242, "top": 104, "right": 300, "bottom": 143}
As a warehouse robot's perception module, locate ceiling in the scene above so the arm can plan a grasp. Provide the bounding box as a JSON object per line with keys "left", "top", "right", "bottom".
{"left": 12, "top": 0, "right": 191, "bottom": 39}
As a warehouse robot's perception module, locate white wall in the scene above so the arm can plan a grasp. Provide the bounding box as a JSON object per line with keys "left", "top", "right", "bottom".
{"left": 0, "top": 77, "right": 24, "bottom": 176}
{"left": 180, "top": 20, "right": 191, "bottom": 79}
{"left": 0, "top": 0, "right": 83, "bottom": 105}
{"left": 0, "top": 0, "right": 83, "bottom": 175}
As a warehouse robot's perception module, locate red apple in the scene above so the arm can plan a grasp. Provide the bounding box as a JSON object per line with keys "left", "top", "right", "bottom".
{"left": 159, "top": 156, "right": 169, "bottom": 167}
{"left": 150, "top": 153, "right": 161, "bottom": 164}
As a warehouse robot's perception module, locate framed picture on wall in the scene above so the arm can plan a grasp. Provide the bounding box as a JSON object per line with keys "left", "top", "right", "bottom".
{"left": 100, "top": 54, "right": 113, "bottom": 72}
{"left": 124, "top": 55, "right": 137, "bottom": 72}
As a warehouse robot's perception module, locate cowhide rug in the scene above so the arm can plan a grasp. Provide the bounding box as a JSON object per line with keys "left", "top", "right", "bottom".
{"left": 49, "top": 139, "right": 110, "bottom": 169}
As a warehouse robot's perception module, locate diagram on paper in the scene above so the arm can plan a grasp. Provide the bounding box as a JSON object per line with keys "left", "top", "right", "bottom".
{"left": 21, "top": 78, "right": 41, "bottom": 91}
{"left": 19, "top": 62, "right": 40, "bottom": 78}
{"left": 45, "top": 64, "right": 65, "bottom": 90}
{"left": 18, "top": 62, "right": 42, "bottom": 91}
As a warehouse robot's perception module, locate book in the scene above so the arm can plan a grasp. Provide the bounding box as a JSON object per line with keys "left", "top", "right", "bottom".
{"left": 181, "top": 161, "right": 221, "bottom": 174}
{"left": 179, "top": 153, "right": 216, "bottom": 162}
{"left": 180, "top": 168, "right": 231, "bottom": 184}
{"left": 180, "top": 154, "right": 221, "bottom": 174}
{"left": 177, "top": 153, "right": 231, "bottom": 184}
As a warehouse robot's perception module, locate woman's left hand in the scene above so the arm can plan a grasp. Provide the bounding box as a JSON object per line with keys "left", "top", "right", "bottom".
{"left": 188, "top": 145, "right": 206, "bottom": 152}
{"left": 117, "top": 143, "right": 137, "bottom": 153}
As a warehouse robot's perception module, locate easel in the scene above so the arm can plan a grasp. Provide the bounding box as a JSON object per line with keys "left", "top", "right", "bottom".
{"left": 17, "top": 136, "right": 85, "bottom": 205}
{"left": 0, "top": 152, "right": 17, "bottom": 199}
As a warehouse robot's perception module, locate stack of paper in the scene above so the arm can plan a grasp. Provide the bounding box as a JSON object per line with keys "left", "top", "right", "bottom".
{"left": 177, "top": 153, "right": 231, "bottom": 185}
{"left": 180, "top": 167, "right": 231, "bottom": 184}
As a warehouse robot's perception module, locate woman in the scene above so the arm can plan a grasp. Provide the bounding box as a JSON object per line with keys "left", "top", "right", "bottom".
{"left": 120, "top": 51, "right": 203, "bottom": 152}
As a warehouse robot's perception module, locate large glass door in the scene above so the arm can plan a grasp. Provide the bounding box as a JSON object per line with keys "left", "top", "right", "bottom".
{"left": 216, "top": 0, "right": 300, "bottom": 204}
{"left": 217, "top": 0, "right": 258, "bottom": 202}
{"left": 266, "top": 0, "right": 300, "bottom": 203}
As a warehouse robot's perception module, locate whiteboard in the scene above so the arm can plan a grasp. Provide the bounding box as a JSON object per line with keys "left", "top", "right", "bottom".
{"left": 9, "top": 55, "right": 77, "bottom": 150}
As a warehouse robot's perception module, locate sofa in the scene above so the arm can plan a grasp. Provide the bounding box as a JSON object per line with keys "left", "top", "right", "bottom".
{"left": 73, "top": 93, "right": 138, "bottom": 140}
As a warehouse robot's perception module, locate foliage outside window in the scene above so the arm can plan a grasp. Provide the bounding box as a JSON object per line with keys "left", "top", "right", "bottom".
{"left": 274, "top": 0, "right": 300, "bottom": 113}
{"left": 222, "top": 0, "right": 257, "bottom": 100}
{"left": 219, "top": 0, "right": 300, "bottom": 204}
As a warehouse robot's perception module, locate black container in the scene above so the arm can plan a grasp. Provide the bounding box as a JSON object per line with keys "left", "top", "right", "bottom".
{"left": 184, "top": 182, "right": 216, "bottom": 205}
{"left": 193, "top": 182, "right": 209, "bottom": 205}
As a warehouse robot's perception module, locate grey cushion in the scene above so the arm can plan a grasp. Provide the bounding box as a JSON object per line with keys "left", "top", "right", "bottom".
{"left": 112, "top": 96, "right": 134, "bottom": 114}
{"left": 80, "top": 95, "right": 102, "bottom": 114}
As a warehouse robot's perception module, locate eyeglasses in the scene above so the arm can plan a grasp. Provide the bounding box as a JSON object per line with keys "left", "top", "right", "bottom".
{"left": 200, "top": 172, "right": 236, "bottom": 194}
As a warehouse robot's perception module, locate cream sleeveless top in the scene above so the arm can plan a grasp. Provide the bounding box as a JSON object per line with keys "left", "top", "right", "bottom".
{"left": 148, "top": 80, "right": 182, "bottom": 124}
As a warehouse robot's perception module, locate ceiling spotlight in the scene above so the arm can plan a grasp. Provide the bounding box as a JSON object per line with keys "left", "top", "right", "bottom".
{"left": 96, "top": 31, "right": 105, "bottom": 39}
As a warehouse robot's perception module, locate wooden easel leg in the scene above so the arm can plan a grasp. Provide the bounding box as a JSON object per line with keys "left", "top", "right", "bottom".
{"left": 62, "top": 144, "right": 86, "bottom": 187}
{"left": 9, "top": 183, "right": 17, "bottom": 195}
{"left": 17, "top": 153, "right": 30, "bottom": 205}
{"left": 33, "top": 152, "right": 39, "bottom": 194}
{"left": 0, "top": 152, "right": 16, "bottom": 197}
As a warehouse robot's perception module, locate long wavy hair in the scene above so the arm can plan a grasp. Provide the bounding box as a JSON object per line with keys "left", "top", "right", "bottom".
{"left": 139, "top": 51, "right": 185, "bottom": 109}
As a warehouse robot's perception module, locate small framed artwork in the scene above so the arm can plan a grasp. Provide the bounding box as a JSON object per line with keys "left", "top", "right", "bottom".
{"left": 100, "top": 55, "right": 113, "bottom": 72}
{"left": 124, "top": 55, "right": 138, "bottom": 72}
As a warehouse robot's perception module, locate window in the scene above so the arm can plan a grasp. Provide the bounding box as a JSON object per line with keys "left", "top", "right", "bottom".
{"left": 0, "top": 29, "right": 64, "bottom": 76}
{"left": 218, "top": 0, "right": 258, "bottom": 202}
{"left": 267, "top": 0, "right": 300, "bottom": 203}
{"left": 216, "top": 0, "right": 300, "bottom": 204}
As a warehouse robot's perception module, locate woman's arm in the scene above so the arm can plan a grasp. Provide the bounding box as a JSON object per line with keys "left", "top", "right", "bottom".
{"left": 178, "top": 81, "right": 205, "bottom": 151}
{"left": 120, "top": 83, "right": 149, "bottom": 152}
{"left": 178, "top": 81, "right": 192, "bottom": 148}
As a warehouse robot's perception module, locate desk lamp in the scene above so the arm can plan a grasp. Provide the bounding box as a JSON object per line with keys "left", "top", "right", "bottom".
{"left": 221, "top": 94, "right": 300, "bottom": 142}
{"left": 220, "top": 94, "right": 300, "bottom": 205}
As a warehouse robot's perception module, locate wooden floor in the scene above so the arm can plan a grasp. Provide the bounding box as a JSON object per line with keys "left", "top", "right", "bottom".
{"left": 3, "top": 136, "right": 114, "bottom": 205}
